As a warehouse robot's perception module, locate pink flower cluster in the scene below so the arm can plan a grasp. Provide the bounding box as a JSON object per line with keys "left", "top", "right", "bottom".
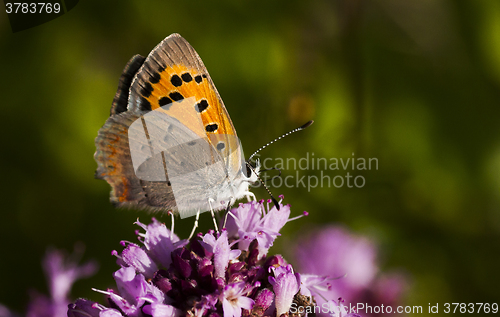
{"left": 68, "top": 199, "right": 339, "bottom": 317}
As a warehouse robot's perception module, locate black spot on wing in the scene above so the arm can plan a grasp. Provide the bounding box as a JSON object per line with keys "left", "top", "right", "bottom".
{"left": 194, "top": 75, "right": 203, "bottom": 84}
{"left": 170, "top": 75, "right": 183, "bottom": 87}
{"left": 159, "top": 97, "right": 173, "bottom": 108}
{"left": 195, "top": 99, "right": 209, "bottom": 113}
{"left": 181, "top": 73, "right": 193, "bottom": 83}
{"left": 140, "top": 97, "right": 152, "bottom": 111}
{"left": 149, "top": 72, "right": 161, "bottom": 84}
{"left": 205, "top": 123, "right": 218, "bottom": 132}
{"left": 141, "top": 82, "right": 154, "bottom": 98}
{"left": 216, "top": 142, "right": 225, "bottom": 151}
{"left": 169, "top": 92, "right": 184, "bottom": 102}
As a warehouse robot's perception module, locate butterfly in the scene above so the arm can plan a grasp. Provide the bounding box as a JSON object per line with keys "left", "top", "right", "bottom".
{"left": 94, "top": 33, "right": 260, "bottom": 220}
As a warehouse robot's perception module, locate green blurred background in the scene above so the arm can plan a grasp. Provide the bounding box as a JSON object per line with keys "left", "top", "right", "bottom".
{"left": 1, "top": 0, "right": 499, "bottom": 315}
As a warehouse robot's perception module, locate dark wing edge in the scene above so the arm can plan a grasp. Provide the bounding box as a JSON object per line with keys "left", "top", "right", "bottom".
{"left": 111, "top": 54, "right": 145, "bottom": 115}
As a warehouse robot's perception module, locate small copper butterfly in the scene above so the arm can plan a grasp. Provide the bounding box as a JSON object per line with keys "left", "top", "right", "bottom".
{"left": 94, "top": 33, "right": 259, "bottom": 219}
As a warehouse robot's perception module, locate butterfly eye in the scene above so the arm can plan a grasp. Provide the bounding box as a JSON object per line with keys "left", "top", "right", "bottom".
{"left": 243, "top": 162, "right": 253, "bottom": 177}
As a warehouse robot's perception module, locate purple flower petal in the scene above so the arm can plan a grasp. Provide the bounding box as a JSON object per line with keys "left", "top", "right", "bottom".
{"left": 203, "top": 230, "right": 240, "bottom": 279}
{"left": 220, "top": 282, "right": 255, "bottom": 317}
{"left": 260, "top": 204, "right": 290, "bottom": 235}
{"left": 152, "top": 270, "right": 173, "bottom": 294}
{"left": 120, "top": 243, "right": 158, "bottom": 279}
{"left": 142, "top": 303, "right": 181, "bottom": 317}
{"left": 172, "top": 249, "right": 192, "bottom": 278}
{"left": 299, "top": 274, "right": 331, "bottom": 298}
{"left": 236, "top": 296, "right": 254, "bottom": 310}
{"left": 67, "top": 299, "right": 105, "bottom": 317}
{"left": 254, "top": 288, "right": 274, "bottom": 311}
{"left": 43, "top": 247, "right": 98, "bottom": 305}
{"left": 24, "top": 247, "right": 98, "bottom": 317}
{"left": 110, "top": 266, "right": 158, "bottom": 314}
{"left": 222, "top": 299, "right": 239, "bottom": 317}
{"left": 226, "top": 200, "right": 293, "bottom": 257}
{"left": 268, "top": 265, "right": 300, "bottom": 316}
{"left": 194, "top": 294, "right": 218, "bottom": 317}
{"left": 99, "top": 309, "right": 124, "bottom": 317}
{"left": 136, "top": 218, "right": 188, "bottom": 269}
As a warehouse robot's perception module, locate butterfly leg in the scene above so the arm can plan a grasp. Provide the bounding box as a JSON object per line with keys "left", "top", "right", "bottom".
{"left": 188, "top": 209, "right": 200, "bottom": 240}
{"left": 223, "top": 210, "right": 237, "bottom": 229}
{"left": 245, "top": 191, "right": 256, "bottom": 202}
{"left": 208, "top": 198, "right": 219, "bottom": 233}
{"left": 222, "top": 200, "right": 232, "bottom": 229}
{"left": 168, "top": 211, "right": 175, "bottom": 240}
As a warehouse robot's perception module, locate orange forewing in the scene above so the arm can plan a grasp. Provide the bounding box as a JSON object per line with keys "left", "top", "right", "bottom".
{"left": 144, "top": 64, "right": 235, "bottom": 139}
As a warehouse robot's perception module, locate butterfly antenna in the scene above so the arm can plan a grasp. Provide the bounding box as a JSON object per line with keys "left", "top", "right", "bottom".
{"left": 260, "top": 166, "right": 282, "bottom": 183}
{"left": 246, "top": 162, "right": 280, "bottom": 210}
{"left": 248, "top": 120, "right": 314, "bottom": 162}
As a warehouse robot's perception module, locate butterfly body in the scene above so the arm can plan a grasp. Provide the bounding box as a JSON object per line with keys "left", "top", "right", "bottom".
{"left": 95, "top": 34, "right": 258, "bottom": 218}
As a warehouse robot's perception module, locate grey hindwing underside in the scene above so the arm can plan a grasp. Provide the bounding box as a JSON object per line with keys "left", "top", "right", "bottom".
{"left": 127, "top": 101, "right": 237, "bottom": 218}
{"left": 96, "top": 104, "right": 238, "bottom": 217}
{"left": 94, "top": 110, "right": 177, "bottom": 212}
